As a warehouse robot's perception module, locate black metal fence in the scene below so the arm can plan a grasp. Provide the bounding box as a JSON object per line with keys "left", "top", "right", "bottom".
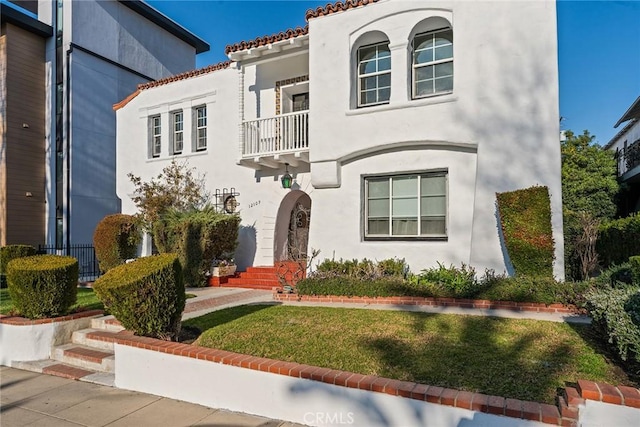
{"left": 38, "top": 244, "right": 101, "bottom": 281}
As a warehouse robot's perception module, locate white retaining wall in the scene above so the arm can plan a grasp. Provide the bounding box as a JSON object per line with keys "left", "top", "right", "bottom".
{"left": 114, "top": 344, "right": 547, "bottom": 427}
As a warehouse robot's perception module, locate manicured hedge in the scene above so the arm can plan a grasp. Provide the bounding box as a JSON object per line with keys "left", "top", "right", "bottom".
{"left": 0, "top": 244, "right": 36, "bottom": 288}
{"left": 154, "top": 208, "right": 240, "bottom": 287}
{"left": 586, "top": 286, "right": 640, "bottom": 363}
{"left": 92, "top": 254, "right": 185, "bottom": 340}
{"left": 93, "top": 214, "right": 139, "bottom": 273}
{"left": 296, "top": 276, "right": 423, "bottom": 298}
{"left": 298, "top": 267, "right": 587, "bottom": 306}
{"left": 6, "top": 255, "right": 78, "bottom": 319}
{"left": 496, "top": 186, "right": 554, "bottom": 277}
{"left": 315, "top": 258, "right": 408, "bottom": 279}
{"left": 597, "top": 214, "right": 640, "bottom": 267}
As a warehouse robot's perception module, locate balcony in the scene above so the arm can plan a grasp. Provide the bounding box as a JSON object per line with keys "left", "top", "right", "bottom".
{"left": 618, "top": 139, "right": 640, "bottom": 181}
{"left": 238, "top": 111, "right": 309, "bottom": 169}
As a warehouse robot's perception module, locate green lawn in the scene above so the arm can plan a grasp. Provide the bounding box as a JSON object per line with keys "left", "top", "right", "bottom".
{"left": 185, "top": 305, "right": 636, "bottom": 404}
{"left": 0, "top": 288, "right": 104, "bottom": 315}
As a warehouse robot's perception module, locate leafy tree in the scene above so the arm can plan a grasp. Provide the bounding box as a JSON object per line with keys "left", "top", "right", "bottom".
{"left": 128, "top": 160, "right": 210, "bottom": 231}
{"left": 561, "top": 130, "right": 619, "bottom": 279}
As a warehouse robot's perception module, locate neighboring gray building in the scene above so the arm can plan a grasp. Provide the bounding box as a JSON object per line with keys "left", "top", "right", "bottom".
{"left": 0, "top": 0, "right": 208, "bottom": 247}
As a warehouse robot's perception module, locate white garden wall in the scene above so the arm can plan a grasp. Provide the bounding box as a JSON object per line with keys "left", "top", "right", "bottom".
{"left": 115, "top": 344, "right": 547, "bottom": 427}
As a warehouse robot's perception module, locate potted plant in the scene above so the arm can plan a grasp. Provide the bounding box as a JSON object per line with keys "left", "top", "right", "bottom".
{"left": 210, "top": 258, "right": 236, "bottom": 277}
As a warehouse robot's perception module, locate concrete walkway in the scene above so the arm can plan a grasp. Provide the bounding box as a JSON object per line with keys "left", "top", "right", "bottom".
{"left": 276, "top": 300, "right": 592, "bottom": 324}
{"left": 182, "top": 287, "right": 591, "bottom": 324}
{"left": 0, "top": 366, "right": 302, "bottom": 427}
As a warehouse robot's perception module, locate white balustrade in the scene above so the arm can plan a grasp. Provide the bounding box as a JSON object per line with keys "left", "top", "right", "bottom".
{"left": 242, "top": 111, "right": 309, "bottom": 156}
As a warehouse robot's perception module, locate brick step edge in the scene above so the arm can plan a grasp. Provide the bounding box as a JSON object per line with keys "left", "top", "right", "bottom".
{"left": 273, "top": 293, "right": 583, "bottom": 314}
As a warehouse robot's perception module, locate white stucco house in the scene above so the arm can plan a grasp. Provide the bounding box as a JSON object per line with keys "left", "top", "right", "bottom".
{"left": 605, "top": 96, "right": 640, "bottom": 216}
{"left": 115, "top": 0, "right": 564, "bottom": 279}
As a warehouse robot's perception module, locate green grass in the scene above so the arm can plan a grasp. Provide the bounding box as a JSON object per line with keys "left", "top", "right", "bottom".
{"left": 185, "top": 305, "right": 636, "bottom": 404}
{"left": 0, "top": 288, "right": 104, "bottom": 315}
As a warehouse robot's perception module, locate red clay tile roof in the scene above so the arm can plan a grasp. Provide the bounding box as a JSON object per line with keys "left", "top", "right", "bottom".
{"left": 224, "top": 1, "right": 380, "bottom": 56}
{"left": 305, "top": 0, "right": 380, "bottom": 21}
{"left": 137, "top": 60, "right": 232, "bottom": 90}
{"left": 225, "top": 26, "right": 309, "bottom": 55}
{"left": 113, "top": 60, "right": 232, "bottom": 111}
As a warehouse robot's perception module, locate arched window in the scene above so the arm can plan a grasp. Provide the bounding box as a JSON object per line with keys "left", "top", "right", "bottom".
{"left": 412, "top": 23, "right": 453, "bottom": 99}
{"left": 354, "top": 32, "right": 391, "bottom": 108}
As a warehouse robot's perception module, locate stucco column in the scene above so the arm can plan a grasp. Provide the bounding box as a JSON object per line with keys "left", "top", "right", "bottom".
{"left": 389, "top": 42, "right": 408, "bottom": 104}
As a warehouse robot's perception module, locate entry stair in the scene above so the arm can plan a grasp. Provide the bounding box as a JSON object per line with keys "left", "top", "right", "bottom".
{"left": 219, "top": 262, "right": 305, "bottom": 290}
{"left": 13, "top": 316, "right": 124, "bottom": 386}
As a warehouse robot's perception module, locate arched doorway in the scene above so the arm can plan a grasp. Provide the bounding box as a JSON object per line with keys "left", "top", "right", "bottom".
{"left": 274, "top": 191, "right": 311, "bottom": 262}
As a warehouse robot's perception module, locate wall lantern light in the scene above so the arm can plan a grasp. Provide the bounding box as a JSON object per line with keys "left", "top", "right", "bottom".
{"left": 281, "top": 163, "right": 292, "bottom": 189}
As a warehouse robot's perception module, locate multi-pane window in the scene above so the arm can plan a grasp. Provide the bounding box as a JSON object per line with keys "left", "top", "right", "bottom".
{"left": 413, "top": 29, "right": 453, "bottom": 98}
{"left": 357, "top": 42, "right": 391, "bottom": 107}
{"left": 195, "top": 106, "right": 207, "bottom": 151}
{"left": 365, "top": 172, "right": 447, "bottom": 238}
{"left": 171, "top": 111, "right": 184, "bottom": 154}
{"left": 151, "top": 115, "right": 161, "bottom": 158}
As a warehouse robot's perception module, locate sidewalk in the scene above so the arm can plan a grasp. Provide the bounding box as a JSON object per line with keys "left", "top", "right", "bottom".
{"left": 0, "top": 366, "right": 302, "bottom": 427}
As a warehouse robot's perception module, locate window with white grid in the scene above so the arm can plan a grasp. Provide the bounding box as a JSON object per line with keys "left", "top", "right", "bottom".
{"left": 365, "top": 172, "right": 447, "bottom": 238}
{"left": 150, "top": 115, "right": 161, "bottom": 158}
{"left": 413, "top": 28, "right": 453, "bottom": 99}
{"left": 171, "top": 111, "right": 184, "bottom": 154}
{"left": 195, "top": 106, "right": 207, "bottom": 151}
{"left": 357, "top": 42, "right": 391, "bottom": 107}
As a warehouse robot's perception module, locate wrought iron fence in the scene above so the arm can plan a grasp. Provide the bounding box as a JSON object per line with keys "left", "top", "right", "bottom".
{"left": 37, "top": 244, "right": 101, "bottom": 281}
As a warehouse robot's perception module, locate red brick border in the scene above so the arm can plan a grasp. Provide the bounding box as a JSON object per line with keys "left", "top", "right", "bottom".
{"left": 0, "top": 310, "right": 103, "bottom": 326}
{"left": 273, "top": 293, "right": 583, "bottom": 314}
{"left": 82, "top": 330, "right": 640, "bottom": 425}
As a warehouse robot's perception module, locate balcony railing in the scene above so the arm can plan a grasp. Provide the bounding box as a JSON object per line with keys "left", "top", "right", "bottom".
{"left": 618, "top": 139, "right": 640, "bottom": 177}
{"left": 242, "top": 111, "right": 309, "bottom": 157}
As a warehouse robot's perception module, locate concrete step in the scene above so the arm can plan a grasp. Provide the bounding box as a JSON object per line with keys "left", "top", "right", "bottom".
{"left": 234, "top": 272, "right": 279, "bottom": 280}
{"left": 52, "top": 344, "right": 115, "bottom": 373}
{"left": 12, "top": 359, "right": 114, "bottom": 387}
{"left": 244, "top": 267, "right": 278, "bottom": 274}
{"left": 72, "top": 328, "right": 116, "bottom": 351}
{"left": 222, "top": 283, "right": 278, "bottom": 291}
{"left": 91, "top": 315, "right": 125, "bottom": 332}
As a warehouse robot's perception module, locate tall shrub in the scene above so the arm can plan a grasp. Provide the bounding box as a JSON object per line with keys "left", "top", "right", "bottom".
{"left": 496, "top": 186, "right": 554, "bottom": 277}
{"left": 7, "top": 255, "right": 78, "bottom": 319}
{"left": 154, "top": 208, "right": 240, "bottom": 287}
{"left": 0, "top": 245, "right": 36, "bottom": 288}
{"left": 93, "top": 254, "right": 184, "bottom": 340}
{"left": 561, "top": 130, "right": 619, "bottom": 279}
{"left": 93, "top": 214, "right": 140, "bottom": 273}
{"left": 597, "top": 214, "right": 640, "bottom": 267}
{"left": 128, "top": 159, "right": 210, "bottom": 231}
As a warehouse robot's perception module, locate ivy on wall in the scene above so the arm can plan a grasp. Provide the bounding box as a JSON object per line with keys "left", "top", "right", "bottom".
{"left": 496, "top": 186, "right": 554, "bottom": 277}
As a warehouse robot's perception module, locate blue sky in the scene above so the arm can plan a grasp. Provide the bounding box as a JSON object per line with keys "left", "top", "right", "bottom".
{"left": 144, "top": 0, "right": 640, "bottom": 147}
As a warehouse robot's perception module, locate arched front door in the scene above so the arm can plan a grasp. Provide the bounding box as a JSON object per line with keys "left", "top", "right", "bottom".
{"left": 274, "top": 191, "right": 311, "bottom": 262}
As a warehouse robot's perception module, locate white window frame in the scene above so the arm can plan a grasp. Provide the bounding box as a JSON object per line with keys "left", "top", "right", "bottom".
{"left": 357, "top": 41, "right": 391, "bottom": 108}
{"left": 171, "top": 110, "right": 184, "bottom": 154}
{"left": 412, "top": 28, "right": 453, "bottom": 99}
{"left": 195, "top": 106, "right": 207, "bottom": 151}
{"left": 150, "top": 115, "right": 161, "bottom": 158}
{"left": 363, "top": 171, "right": 448, "bottom": 240}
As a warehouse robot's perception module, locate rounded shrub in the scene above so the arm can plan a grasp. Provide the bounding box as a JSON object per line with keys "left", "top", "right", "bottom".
{"left": 1, "top": 244, "right": 37, "bottom": 288}
{"left": 93, "top": 214, "right": 140, "bottom": 273}
{"left": 92, "top": 254, "right": 185, "bottom": 340}
{"left": 7, "top": 255, "right": 78, "bottom": 319}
